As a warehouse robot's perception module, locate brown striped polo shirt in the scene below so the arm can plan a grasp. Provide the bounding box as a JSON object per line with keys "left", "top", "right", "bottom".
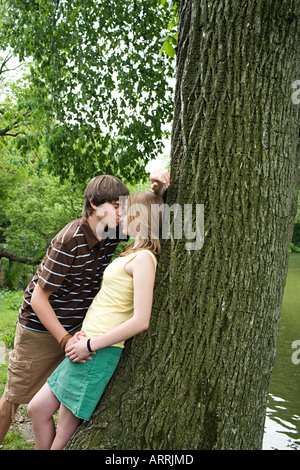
{"left": 18, "top": 217, "right": 126, "bottom": 333}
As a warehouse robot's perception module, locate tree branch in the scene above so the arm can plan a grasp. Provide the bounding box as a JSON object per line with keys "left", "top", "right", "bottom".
{"left": 0, "top": 110, "right": 31, "bottom": 137}
{"left": 0, "top": 53, "right": 13, "bottom": 76}
{"left": 0, "top": 247, "right": 40, "bottom": 265}
{"left": 0, "top": 53, "right": 25, "bottom": 77}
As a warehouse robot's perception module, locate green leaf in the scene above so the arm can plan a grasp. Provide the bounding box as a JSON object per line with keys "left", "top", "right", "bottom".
{"left": 287, "top": 242, "right": 300, "bottom": 253}
{"left": 161, "top": 39, "right": 176, "bottom": 58}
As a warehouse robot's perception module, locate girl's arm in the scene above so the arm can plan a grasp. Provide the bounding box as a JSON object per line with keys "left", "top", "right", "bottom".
{"left": 65, "top": 252, "right": 156, "bottom": 362}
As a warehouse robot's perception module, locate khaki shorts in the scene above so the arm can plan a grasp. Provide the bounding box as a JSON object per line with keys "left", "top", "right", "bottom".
{"left": 4, "top": 322, "right": 73, "bottom": 405}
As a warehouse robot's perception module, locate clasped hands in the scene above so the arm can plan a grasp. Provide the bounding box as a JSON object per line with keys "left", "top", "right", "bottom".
{"left": 65, "top": 331, "right": 95, "bottom": 363}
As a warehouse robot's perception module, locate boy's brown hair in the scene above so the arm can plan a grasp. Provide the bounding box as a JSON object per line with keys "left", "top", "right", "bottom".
{"left": 83, "top": 175, "right": 129, "bottom": 217}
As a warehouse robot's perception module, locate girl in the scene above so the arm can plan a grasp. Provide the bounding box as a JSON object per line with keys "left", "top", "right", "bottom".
{"left": 28, "top": 190, "right": 163, "bottom": 450}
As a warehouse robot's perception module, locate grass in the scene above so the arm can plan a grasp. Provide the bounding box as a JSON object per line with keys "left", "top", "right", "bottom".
{"left": 0, "top": 289, "right": 21, "bottom": 336}
{"left": 2, "top": 430, "right": 34, "bottom": 450}
{"left": 0, "top": 289, "right": 35, "bottom": 450}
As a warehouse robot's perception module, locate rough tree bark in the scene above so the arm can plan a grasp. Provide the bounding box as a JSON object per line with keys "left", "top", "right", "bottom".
{"left": 68, "top": 0, "right": 300, "bottom": 450}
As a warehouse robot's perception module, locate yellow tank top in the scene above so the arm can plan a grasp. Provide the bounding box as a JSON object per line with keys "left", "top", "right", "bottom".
{"left": 82, "top": 249, "right": 157, "bottom": 348}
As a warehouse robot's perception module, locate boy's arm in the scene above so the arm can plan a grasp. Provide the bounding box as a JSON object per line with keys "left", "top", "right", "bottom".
{"left": 30, "top": 237, "right": 85, "bottom": 351}
{"left": 31, "top": 284, "right": 87, "bottom": 353}
{"left": 31, "top": 284, "right": 67, "bottom": 345}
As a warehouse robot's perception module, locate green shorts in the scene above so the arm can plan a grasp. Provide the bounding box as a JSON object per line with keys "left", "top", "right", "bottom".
{"left": 47, "top": 345, "right": 122, "bottom": 420}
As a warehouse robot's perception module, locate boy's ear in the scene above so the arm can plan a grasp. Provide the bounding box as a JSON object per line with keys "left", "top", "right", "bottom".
{"left": 90, "top": 200, "right": 98, "bottom": 211}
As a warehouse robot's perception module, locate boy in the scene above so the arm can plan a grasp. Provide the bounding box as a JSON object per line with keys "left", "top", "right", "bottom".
{"left": 0, "top": 169, "right": 169, "bottom": 444}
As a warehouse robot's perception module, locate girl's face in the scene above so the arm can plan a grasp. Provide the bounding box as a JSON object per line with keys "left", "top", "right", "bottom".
{"left": 121, "top": 199, "right": 148, "bottom": 239}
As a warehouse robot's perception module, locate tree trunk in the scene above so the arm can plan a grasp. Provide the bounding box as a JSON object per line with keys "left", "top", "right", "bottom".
{"left": 68, "top": 0, "right": 300, "bottom": 450}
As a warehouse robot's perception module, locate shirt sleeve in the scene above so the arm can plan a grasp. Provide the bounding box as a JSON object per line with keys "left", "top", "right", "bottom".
{"left": 37, "top": 238, "right": 75, "bottom": 292}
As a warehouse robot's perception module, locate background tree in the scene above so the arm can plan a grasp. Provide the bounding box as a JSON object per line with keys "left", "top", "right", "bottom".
{"left": 0, "top": 0, "right": 174, "bottom": 183}
{"left": 0, "top": 54, "right": 29, "bottom": 137}
{"left": 0, "top": 148, "right": 86, "bottom": 287}
{"left": 67, "top": 0, "right": 300, "bottom": 450}
{"left": 0, "top": 60, "right": 83, "bottom": 272}
{"left": 0, "top": 54, "right": 43, "bottom": 142}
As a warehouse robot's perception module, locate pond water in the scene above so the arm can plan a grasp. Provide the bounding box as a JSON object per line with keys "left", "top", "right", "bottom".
{"left": 263, "top": 254, "right": 300, "bottom": 450}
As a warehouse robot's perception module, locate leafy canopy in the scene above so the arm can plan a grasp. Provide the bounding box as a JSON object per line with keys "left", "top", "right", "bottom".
{"left": 0, "top": 0, "right": 175, "bottom": 183}
{"left": 0, "top": 149, "right": 83, "bottom": 263}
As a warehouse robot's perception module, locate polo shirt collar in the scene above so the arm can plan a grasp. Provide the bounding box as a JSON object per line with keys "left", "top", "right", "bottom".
{"left": 80, "top": 217, "right": 102, "bottom": 249}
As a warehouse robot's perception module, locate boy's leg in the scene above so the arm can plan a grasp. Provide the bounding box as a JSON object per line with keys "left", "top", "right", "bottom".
{"left": 1, "top": 322, "right": 66, "bottom": 444}
{"left": 28, "top": 382, "right": 60, "bottom": 450}
{"left": 50, "top": 403, "right": 82, "bottom": 450}
{"left": 0, "top": 393, "right": 19, "bottom": 444}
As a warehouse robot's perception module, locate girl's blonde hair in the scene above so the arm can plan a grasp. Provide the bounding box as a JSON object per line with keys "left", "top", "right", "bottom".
{"left": 120, "top": 190, "right": 164, "bottom": 259}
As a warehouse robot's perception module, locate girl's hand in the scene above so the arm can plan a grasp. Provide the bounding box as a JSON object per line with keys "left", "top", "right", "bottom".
{"left": 65, "top": 337, "right": 95, "bottom": 363}
{"left": 73, "top": 329, "right": 86, "bottom": 340}
{"left": 65, "top": 330, "right": 86, "bottom": 350}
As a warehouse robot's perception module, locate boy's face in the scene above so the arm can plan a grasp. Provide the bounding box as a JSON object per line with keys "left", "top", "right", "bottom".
{"left": 95, "top": 201, "right": 121, "bottom": 228}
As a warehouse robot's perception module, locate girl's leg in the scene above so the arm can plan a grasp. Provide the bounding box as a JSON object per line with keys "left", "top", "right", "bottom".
{"left": 28, "top": 382, "right": 60, "bottom": 450}
{"left": 50, "top": 403, "right": 82, "bottom": 450}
